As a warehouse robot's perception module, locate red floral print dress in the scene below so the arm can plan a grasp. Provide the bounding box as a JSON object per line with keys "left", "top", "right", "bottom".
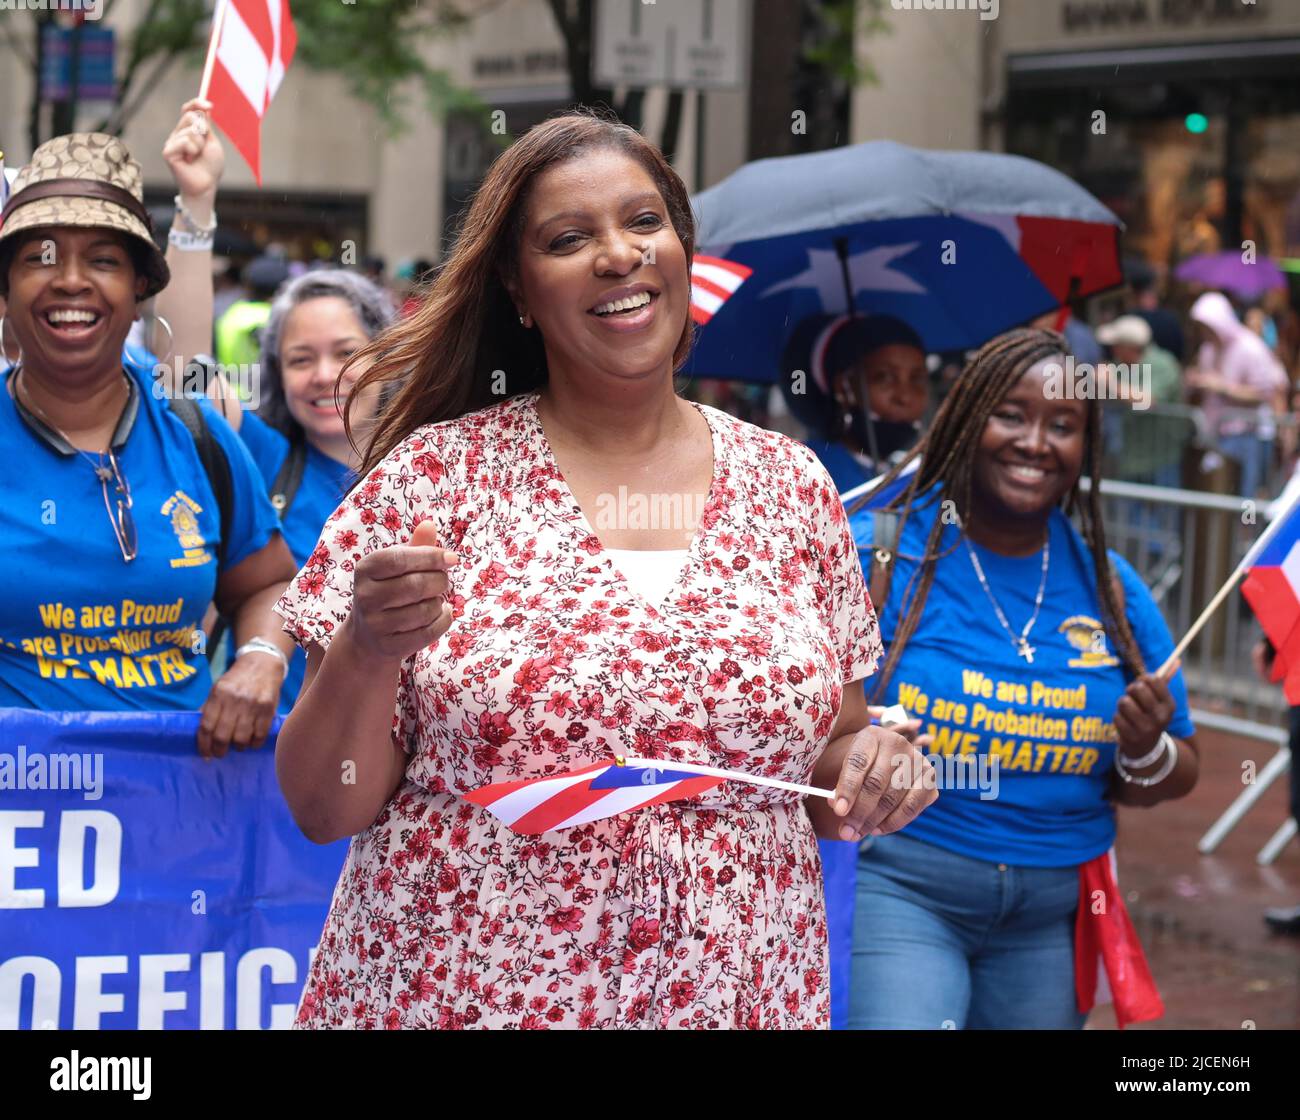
{"left": 275, "top": 391, "right": 881, "bottom": 1029}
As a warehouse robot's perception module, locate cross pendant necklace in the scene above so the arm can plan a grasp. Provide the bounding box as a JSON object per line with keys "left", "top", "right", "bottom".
{"left": 964, "top": 531, "right": 1050, "bottom": 664}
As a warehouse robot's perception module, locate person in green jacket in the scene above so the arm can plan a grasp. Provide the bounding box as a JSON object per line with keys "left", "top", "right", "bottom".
{"left": 1098, "top": 314, "right": 1185, "bottom": 487}
{"left": 215, "top": 254, "right": 289, "bottom": 371}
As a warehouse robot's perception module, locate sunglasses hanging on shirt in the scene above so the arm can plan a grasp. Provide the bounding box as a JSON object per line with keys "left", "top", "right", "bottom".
{"left": 8, "top": 364, "right": 140, "bottom": 564}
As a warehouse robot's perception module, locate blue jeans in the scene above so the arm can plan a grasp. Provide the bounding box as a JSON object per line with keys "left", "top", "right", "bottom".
{"left": 849, "top": 831, "right": 1086, "bottom": 1030}
{"left": 1219, "top": 431, "right": 1271, "bottom": 498}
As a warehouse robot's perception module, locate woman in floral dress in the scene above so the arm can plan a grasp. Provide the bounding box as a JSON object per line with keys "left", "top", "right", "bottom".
{"left": 274, "top": 110, "right": 936, "bottom": 1029}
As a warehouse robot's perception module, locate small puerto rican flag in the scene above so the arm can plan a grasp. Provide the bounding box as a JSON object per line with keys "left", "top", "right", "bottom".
{"left": 204, "top": 0, "right": 297, "bottom": 185}
{"left": 690, "top": 254, "right": 752, "bottom": 325}
{"left": 464, "top": 757, "right": 721, "bottom": 835}
{"left": 1242, "top": 488, "right": 1300, "bottom": 702}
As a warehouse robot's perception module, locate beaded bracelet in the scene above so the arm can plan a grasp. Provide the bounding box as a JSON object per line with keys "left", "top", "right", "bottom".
{"left": 173, "top": 193, "right": 217, "bottom": 234}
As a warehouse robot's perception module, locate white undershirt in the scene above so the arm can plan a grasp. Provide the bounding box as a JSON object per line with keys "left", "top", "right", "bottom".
{"left": 604, "top": 548, "right": 690, "bottom": 604}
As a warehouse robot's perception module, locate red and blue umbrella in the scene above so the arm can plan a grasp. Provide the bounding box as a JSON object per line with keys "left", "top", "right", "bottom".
{"left": 685, "top": 140, "right": 1124, "bottom": 382}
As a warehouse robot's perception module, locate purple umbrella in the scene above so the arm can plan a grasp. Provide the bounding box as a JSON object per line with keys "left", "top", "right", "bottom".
{"left": 1174, "top": 251, "right": 1286, "bottom": 300}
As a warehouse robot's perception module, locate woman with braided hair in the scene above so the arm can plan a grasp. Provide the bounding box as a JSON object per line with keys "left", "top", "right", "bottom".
{"left": 841, "top": 327, "right": 1199, "bottom": 1029}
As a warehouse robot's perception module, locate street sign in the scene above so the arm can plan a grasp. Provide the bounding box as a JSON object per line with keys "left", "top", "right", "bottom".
{"left": 594, "top": 0, "right": 749, "bottom": 90}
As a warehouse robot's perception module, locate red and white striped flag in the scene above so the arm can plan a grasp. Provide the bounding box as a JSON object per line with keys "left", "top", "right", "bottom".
{"left": 202, "top": 0, "right": 296, "bottom": 185}
{"left": 464, "top": 754, "right": 834, "bottom": 835}
{"left": 690, "top": 254, "right": 752, "bottom": 325}
{"left": 465, "top": 759, "right": 721, "bottom": 835}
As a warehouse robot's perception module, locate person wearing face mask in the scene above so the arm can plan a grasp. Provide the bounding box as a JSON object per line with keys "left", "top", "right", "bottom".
{"left": 780, "top": 312, "right": 930, "bottom": 493}
{"left": 0, "top": 128, "right": 296, "bottom": 757}
{"left": 271, "top": 109, "right": 938, "bottom": 1030}
{"left": 840, "top": 328, "right": 1200, "bottom": 1030}
{"left": 221, "top": 269, "right": 396, "bottom": 712}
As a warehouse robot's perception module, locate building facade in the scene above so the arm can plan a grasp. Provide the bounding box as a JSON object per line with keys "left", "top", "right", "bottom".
{"left": 853, "top": 0, "right": 1300, "bottom": 278}
{"left": 0, "top": 0, "right": 749, "bottom": 271}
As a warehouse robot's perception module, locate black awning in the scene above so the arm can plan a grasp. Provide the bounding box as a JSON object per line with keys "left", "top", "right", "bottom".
{"left": 1008, "top": 36, "right": 1300, "bottom": 88}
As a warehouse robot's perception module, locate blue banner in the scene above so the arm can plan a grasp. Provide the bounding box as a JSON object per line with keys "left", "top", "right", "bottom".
{"left": 0, "top": 710, "right": 347, "bottom": 1030}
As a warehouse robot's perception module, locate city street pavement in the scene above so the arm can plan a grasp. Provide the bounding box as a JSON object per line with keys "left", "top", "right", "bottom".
{"left": 1087, "top": 725, "right": 1300, "bottom": 1030}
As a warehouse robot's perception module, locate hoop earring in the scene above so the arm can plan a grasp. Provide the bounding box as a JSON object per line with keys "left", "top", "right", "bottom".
{"left": 0, "top": 316, "right": 22, "bottom": 368}
{"left": 141, "top": 313, "right": 174, "bottom": 361}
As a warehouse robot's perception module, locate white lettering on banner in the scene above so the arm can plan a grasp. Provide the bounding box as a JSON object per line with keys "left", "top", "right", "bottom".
{"left": 0, "top": 955, "right": 60, "bottom": 1028}
{"left": 74, "top": 955, "right": 128, "bottom": 1028}
{"left": 137, "top": 954, "right": 190, "bottom": 1030}
{"left": 236, "top": 948, "right": 298, "bottom": 1030}
{"left": 0, "top": 949, "right": 304, "bottom": 1029}
{"left": 58, "top": 811, "right": 120, "bottom": 908}
{"left": 0, "top": 812, "right": 44, "bottom": 908}
{"left": 201, "top": 950, "right": 224, "bottom": 1030}
{"left": 0, "top": 810, "right": 121, "bottom": 908}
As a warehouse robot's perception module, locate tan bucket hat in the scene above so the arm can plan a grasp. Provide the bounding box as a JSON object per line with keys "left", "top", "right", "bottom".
{"left": 0, "top": 132, "right": 169, "bottom": 297}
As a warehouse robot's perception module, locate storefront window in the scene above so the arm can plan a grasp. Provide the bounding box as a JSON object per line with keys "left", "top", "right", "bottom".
{"left": 442, "top": 102, "right": 570, "bottom": 254}
{"left": 1006, "top": 71, "right": 1300, "bottom": 280}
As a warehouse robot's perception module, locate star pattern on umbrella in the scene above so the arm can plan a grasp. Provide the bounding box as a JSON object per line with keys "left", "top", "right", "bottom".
{"left": 758, "top": 243, "right": 927, "bottom": 309}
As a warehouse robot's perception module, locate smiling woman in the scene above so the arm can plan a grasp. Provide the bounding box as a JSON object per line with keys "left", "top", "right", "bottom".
{"left": 0, "top": 125, "right": 296, "bottom": 758}
{"left": 839, "top": 327, "right": 1201, "bottom": 1030}
{"left": 271, "top": 108, "right": 936, "bottom": 1030}
{"left": 230, "top": 268, "right": 398, "bottom": 715}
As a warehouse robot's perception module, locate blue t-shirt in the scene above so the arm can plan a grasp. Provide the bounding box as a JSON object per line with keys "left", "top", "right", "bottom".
{"left": 806, "top": 438, "right": 873, "bottom": 494}
{"left": 849, "top": 490, "right": 1195, "bottom": 867}
{"left": 0, "top": 360, "right": 281, "bottom": 711}
{"left": 237, "top": 412, "right": 353, "bottom": 712}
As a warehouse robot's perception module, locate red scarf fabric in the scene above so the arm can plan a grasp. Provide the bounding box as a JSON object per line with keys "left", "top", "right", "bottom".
{"left": 1075, "top": 851, "right": 1164, "bottom": 1028}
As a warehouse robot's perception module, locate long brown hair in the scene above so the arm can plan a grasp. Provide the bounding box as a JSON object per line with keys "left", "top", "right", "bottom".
{"left": 346, "top": 107, "right": 697, "bottom": 476}
{"left": 847, "top": 327, "right": 1144, "bottom": 701}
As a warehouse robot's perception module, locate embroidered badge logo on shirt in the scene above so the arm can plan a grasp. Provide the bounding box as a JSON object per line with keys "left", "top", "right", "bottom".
{"left": 161, "top": 491, "right": 213, "bottom": 569}
{"left": 1059, "top": 614, "right": 1120, "bottom": 669}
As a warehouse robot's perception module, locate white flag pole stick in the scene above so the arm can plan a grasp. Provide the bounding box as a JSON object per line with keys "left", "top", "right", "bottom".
{"left": 619, "top": 754, "right": 837, "bottom": 801}
{"left": 198, "top": 0, "right": 230, "bottom": 101}
{"left": 1157, "top": 488, "right": 1300, "bottom": 679}
{"left": 1157, "top": 570, "right": 1246, "bottom": 679}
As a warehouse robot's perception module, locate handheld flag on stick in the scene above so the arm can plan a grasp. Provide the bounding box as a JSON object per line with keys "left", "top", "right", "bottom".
{"left": 200, "top": 0, "right": 296, "bottom": 184}
{"left": 465, "top": 755, "right": 835, "bottom": 835}
{"left": 1240, "top": 493, "right": 1300, "bottom": 702}
{"left": 1158, "top": 487, "right": 1300, "bottom": 681}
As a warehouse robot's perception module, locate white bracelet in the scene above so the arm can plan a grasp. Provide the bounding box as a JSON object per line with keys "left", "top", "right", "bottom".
{"left": 1115, "top": 733, "right": 1178, "bottom": 787}
{"left": 173, "top": 193, "right": 217, "bottom": 234}
{"left": 168, "top": 227, "right": 214, "bottom": 252}
{"left": 1115, "top": 730, "right": 1172, "bottom": 772}
{"left": 235, "top": 637, "right": 289, "bottom": 677}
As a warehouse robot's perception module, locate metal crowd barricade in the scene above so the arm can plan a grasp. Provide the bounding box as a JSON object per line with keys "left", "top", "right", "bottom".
{"left": 1084, "top": 477, "right": 1294, "bottom": 863}
{"left": 1099, "top": 400, "right": 1298, "bottom": 500}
